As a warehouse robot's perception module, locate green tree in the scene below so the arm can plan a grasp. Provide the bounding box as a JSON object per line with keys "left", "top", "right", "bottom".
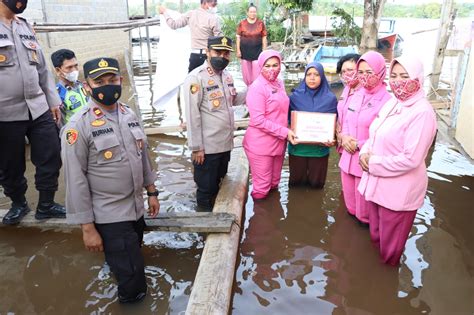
{"left": 268, "top": 0, "right": 313, "bottom": 11}
{"left": 331, "top": 7, "right": 361, "bottom": 44}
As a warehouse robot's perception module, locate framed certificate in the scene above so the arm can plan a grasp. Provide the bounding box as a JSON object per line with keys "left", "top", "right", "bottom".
{"left": 291, "top": 111, "right": 336, "bottom": 144}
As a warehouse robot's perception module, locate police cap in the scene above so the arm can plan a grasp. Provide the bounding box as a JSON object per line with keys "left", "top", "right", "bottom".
{"left": 83, "top": 57, "right": 120, "bottom": 79}
{"left": 207, "top": 36, "right": 234, "bottom": 51}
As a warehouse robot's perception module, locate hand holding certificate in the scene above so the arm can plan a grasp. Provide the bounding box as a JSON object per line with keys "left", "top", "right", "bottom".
{"left": 291, "top": 111, "right": 337, "bottom": 144}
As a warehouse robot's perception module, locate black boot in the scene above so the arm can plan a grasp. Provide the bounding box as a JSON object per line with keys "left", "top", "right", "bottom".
{"left": 3, "top": 201, "right": 31, "bottom": 225}
{"left": 35, "top": 190, "right": 66, "bottom": 220}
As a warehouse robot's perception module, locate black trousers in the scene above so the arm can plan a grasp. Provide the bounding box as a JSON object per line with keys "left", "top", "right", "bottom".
{"left": 188, "top": 53, "right": 207, "bottom": 73}
{"left": 0, "top": 110, "right": 61, "bottom": 202}
{"left": 95, "top": 216, "right": 147, "bottom": 303}
{"left": 193, "top": 151, "right": 230, "bottom": 209}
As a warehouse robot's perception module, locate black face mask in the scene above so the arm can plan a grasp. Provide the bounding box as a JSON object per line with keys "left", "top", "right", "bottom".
{"left": 90, "top": 85, "right": 122, "bottom": 106}
{"left": 3, "top": 0, "right": 28, "bottom": 14}
{"left": 210, "top": 57, "right": 229, "bottom": 71}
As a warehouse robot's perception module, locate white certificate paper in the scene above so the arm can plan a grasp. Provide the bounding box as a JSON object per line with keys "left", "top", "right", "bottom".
{"left": 291, "top": 111, "right": 336, "bottom": 143}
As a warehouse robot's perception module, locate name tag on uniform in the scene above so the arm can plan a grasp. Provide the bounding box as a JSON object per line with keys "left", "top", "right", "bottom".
{"left": 206, "top": 85, "right": 219, "bottom": 92}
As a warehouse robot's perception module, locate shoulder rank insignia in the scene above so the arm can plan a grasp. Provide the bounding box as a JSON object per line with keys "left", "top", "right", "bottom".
{"left": 91, "top": 119, "right": 106, "bottom": 127}
{"left": 0, "top": 54, "right": 6, "bottom": 63}
{"left": 104, "top": 150, "right": 113, "bottom": 160}
{"left": 66, "top": 129, "right": 78, "bottom": 145}
{"left": 207, "top": 67, "right": 214, "bottom": 76}
{"left": 190, "top": 84, "right": 199, "bottom": 94}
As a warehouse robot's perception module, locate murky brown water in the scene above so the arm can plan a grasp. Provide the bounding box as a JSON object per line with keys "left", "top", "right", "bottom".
{"left": 1, "top": 38, "right": 473, "bottom": 314}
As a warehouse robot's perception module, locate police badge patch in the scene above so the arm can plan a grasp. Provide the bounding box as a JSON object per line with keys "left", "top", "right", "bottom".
{"left": 66, "top": 129, "right": 79, "bottom": 145}
{"left": 190, "top": 84, "right": 199, "bottom": 94}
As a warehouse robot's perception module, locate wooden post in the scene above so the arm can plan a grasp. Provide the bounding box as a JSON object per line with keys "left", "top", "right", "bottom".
{"left": 186, "top": 142, "right": 249, "bottom": 314}
{"left": 144, "top": 0, "right": 154, "bottom": 108}
{"left": 430, "top": 0, "right": 456, "bottom": 96}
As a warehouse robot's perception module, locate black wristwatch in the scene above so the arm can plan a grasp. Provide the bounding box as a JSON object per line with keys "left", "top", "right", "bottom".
{"left": 147, "top": 190, "right": 159, "bottom": 197}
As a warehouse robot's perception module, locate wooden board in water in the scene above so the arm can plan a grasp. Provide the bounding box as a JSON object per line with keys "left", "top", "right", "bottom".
{"left": 0, "top": 210, "right": 235, "bottom": 233}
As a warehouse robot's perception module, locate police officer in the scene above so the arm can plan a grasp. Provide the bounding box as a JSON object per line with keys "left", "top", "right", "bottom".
{"left": 61, "top": 57, "right": 160, "bottom": 303}
{"left": 159, "top": 0, "right": 222, "bottom": 72}
{"left": 183, "top": 36, "right": 246, "bottom": 211}
{"left": 51, "top": 48, "right": 89, "bottom": 125}
{"left": 0, "top": 0, "right": 66, "bottom": 225}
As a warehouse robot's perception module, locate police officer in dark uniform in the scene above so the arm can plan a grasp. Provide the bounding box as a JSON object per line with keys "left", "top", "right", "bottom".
{"left": 61, "top": 57, "right": 160, "bottom": 303}
{"left": 0, "top": 0, "right": 66, "bottom": 225}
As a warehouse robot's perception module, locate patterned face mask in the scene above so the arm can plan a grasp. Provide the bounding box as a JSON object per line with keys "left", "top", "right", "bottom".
{"left": 389, "top": 78, "right": 421, "bottom": 102}
{"left": 261, "top": 67, "right": 280, "bottom": 82}
{"left": 358, "top": 73, "right": 381, "bottom": 90}
{"left": 341, "top": 70, "right": 359, "bottom": 88}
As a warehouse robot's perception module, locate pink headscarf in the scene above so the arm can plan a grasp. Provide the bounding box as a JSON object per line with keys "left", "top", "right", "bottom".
{"left": 257, "top": 49, "right": 281, "bottom": 70}
{"left": 357, "top": 51, "right": 387, "bottom": 95}
{"left": 390, "top": 55, "right": 425, "bottom": 101}
{"left": 257, "top": 49, "right": 282, "bottom": 87}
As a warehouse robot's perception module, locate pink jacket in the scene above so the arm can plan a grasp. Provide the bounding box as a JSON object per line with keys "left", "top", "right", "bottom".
{"left": 243, "top": 50, "right": 289, "bottom": 156}
{"left": 339, "top": 51, "right": 391, "bottom": 176}
{"left": 358, "top": 56, "right": 437, "bottom": 211}
{"left": 336, "top": 86, "right": 358, "bottom": 154}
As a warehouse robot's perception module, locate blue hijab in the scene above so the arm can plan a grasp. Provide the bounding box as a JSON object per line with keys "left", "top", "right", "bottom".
{"left": 289, "top": 62, "right": 337, "bottom": 115}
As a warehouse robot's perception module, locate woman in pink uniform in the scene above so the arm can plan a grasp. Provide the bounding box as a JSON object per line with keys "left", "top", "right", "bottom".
{"left": 358, "top": 56, "right": 437, "bottom": 266}
{"left": 243, "top": 50, "right": 297, "bottom": 200}
{"left": 338, "top": 51, "right": 391, "bottom": 224}
{"left": 335, "top": 53, "right": 361, "bottom": 155}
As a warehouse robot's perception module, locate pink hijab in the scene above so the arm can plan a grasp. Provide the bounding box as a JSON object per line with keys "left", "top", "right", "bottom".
{"left": 257, "top": 49, "right": 282, "bottom": 70}
{"left": 389, "top": 55, "right": 425, "bottom": 101}
{"left": 257, "top": 49, "right": 283, "bottom": 88}
{"left": 356, "top": 51, "right": 387, "bottom": 95}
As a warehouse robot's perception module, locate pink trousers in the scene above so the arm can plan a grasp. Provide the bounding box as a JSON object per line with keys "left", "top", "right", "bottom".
{"left": 369, "top": 202, "right": 417, "bottom": 266}
{"left": 245, "top": 150, "right": 284, "bottom": 200}
{"left": 241, "top": 59, "right": 260, "bottom": 86}
{"left": 340, "top": 170, "right": 370, "bottom": 223}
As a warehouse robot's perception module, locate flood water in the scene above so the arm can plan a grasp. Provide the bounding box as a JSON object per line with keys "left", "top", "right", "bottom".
{"left": 1, "top": 19, "right": 474, "bottom": 314}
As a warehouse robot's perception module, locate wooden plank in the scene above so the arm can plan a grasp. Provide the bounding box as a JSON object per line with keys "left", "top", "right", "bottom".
{"left": 186, "top": 142, "right": 249, "bottom": 314}
{"left": 0, "top": 210, "right": 235, "bottom": 233}
{"left": 145, "top": 118, "right": 249, "bottom": 136}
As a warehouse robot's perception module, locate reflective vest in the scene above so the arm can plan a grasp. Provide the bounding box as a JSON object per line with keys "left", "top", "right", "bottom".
{"left": 56, "top": 82, "right": 89, "bottom": 123}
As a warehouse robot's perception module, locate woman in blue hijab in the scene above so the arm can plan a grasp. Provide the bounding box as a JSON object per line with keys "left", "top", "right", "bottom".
{"left": 288, "top": 62, "right": 338, "bottom": 188}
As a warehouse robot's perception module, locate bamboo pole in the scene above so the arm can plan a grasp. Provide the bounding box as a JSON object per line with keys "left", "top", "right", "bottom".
{"left": 32, "top": 18, "right": 161, "bottom": 33}
{"left": 430, "top": 0, "right": 456, "bottom": 95}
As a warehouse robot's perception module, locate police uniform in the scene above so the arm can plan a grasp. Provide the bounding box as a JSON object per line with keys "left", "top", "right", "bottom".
{"left": 0, "top": 15, "right": 64, "bottom": 224}
{"left": 183, "top": 37, "right": 246, "bottom": 210}
{"left": 56, "top": 81, "right": 89, "bottom": 124}
{"left": 61, "top": 58, "right": 157, "bottom": 303}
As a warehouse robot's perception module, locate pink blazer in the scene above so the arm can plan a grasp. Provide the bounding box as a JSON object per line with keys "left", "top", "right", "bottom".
{"left": 243, "top": 75, "right": 289, "bottom": 156}
{"left": 338, "top": 85, "right": 391, "bottom": 177}
{"left": 358, "top": 94, "right": 437, "bottom": 211}
{"left": 336, "top": 86, "right": 357, "bottom": 154}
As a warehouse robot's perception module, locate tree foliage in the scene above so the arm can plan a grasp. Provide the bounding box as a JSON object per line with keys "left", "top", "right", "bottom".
{"left": 268, "top": 0, "right": 313, "bottom": 12}
{"left": 331, "top": 8, "right": 361, "bottom": 45}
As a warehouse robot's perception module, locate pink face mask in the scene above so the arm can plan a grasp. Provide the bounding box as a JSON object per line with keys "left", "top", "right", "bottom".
{"left": 358, "top": 73, "right": 381, "bottom": 90}
{"left": 261, "top": 67, "right": 280, "bottom": 82}
{"left": 389, "top": 78, "right": 421, "bottom": 102}
{"left": 341, "top": 70, "right": 359, "bottom": 88}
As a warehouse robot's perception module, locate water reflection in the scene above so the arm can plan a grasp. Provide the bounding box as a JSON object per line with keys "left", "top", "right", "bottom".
{"left": 234, "top": 143, "right": 473, "bottom": 314}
